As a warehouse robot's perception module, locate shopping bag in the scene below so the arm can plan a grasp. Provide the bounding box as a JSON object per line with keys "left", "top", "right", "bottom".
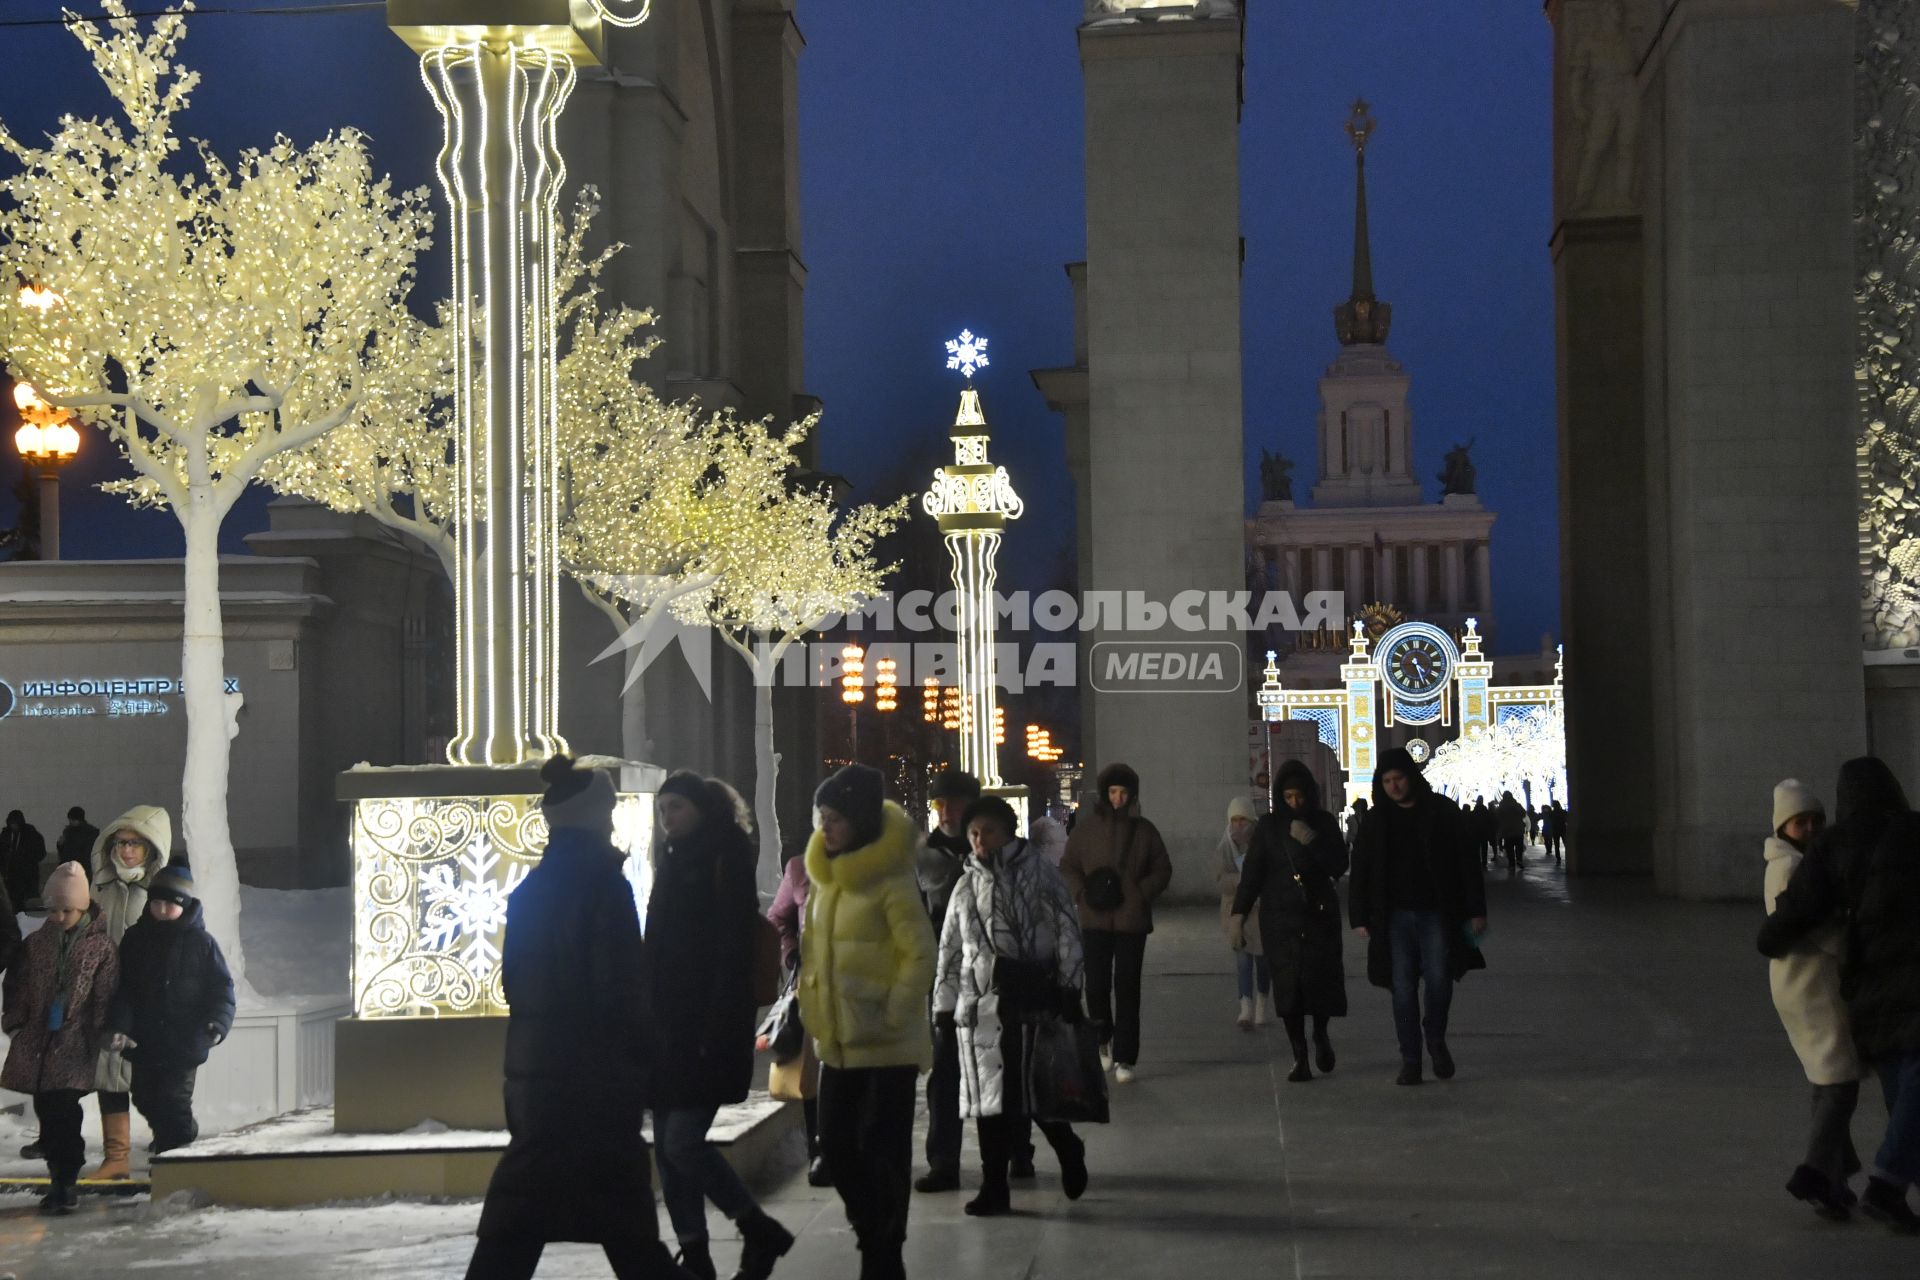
{"left": 1023, "top": 1014, "right": 1109, "bottom": 1125}
{"left": 767, "top": 1038, "right": 818, "bottom": 1102}
{"left": 755, "top": 965, "right": 806, "bottom": 1063}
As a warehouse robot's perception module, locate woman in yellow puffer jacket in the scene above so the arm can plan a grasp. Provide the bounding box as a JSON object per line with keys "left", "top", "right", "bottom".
{"left": 799, "top": 764, "right": 935, "bottom": 1280}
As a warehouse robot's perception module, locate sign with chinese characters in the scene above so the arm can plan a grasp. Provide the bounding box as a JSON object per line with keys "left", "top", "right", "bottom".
{"left": 0, "top": 674, "right": 240, "bottom": 721}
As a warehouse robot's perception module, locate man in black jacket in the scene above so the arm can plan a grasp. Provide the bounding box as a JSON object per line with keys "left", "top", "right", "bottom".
{"left": 914, "top": 769, "right": 980, "bottom": 1194}
{"left": 1349, "top": 748, "right": 1487, "bottom": 1086}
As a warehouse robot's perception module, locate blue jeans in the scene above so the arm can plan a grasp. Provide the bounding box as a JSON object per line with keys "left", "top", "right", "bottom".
{"left": 1235, "top": 951, "right": 1272, "bottom": 1000}
{"left": 1875, "top": 1053, "right": 1920, "bottom": 1188}
{"left": 654, "top": 1106, "right": 757, "bottom": 1244}
{"left": 1389, "top": 910, "right": 1453, "bottom": 1066}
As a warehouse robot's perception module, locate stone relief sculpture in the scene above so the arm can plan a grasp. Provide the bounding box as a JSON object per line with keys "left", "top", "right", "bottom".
{"left": 1259, "top": 449, "right": 1294, "bottom": 503}
{"left": 1439, "top": 440, "right": 1478, "bottom": 497}
{"left": 1561, "top": 0, "right": 1641, "bottom": 217}
{"left": 1856, "top": 0, "right": 1920, "bottom": 647}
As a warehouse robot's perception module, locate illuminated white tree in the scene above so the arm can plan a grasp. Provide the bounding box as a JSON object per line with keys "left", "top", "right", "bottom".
{"left": 0, "top": 3, "right": 434, "bottom": 985}
{"left": 1425, "top": 702, "right": 1567, "bottom": 807}
{"left": 677, "top": 434, "right": 908, "bottom": 865}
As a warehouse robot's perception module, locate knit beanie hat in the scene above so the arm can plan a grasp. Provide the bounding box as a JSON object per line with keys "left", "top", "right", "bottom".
{"left": 1772, "top": 779, "right": 1824, "bottom": 838}
{"left": 928, "top": 770, "right": 982, "bottom": 803}
{"left": 1226, "top": 795, "right": 1257, "bottom": 823}
{"left": 815, "top": 764, "right": 885, "bottom": 850}
{"left": 540, "top": 755, "right": 618, "bottom": 834}
{"left": 149, "top": 864, "right": 196, "bottom": 908}
{"left": 44, "top": 860, "right": 90, "bottom": 911}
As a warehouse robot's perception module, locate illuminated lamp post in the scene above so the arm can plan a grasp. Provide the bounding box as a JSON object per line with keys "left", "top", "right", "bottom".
{"left": 924, "top": 330, "right": 1027, "bottom": 824}
{"left": 841, "top": 642, "right": 864, "bottom": 760}
{"left": 13, "top": 378, "right": 80, "bottom": 561}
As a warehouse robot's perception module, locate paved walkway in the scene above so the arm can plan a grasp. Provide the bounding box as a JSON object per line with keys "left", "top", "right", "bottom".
{"left": 3, "top": 855, "right": 1916, "bottom": 1277}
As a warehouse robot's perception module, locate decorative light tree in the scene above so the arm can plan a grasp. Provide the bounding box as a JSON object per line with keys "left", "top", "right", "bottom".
{"left": 923, "top": 330, "right": 1024, "bottom": 791}
{"left": 678, "top": 430, "right": 907, "bottom": 867}
{"left": 0, "top": 3, "right": 436, "bottom": 987}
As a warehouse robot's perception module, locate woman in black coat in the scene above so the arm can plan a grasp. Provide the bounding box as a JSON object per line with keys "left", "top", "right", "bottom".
{"left": 646, "top": 772, "right": 793, "bottom": 1280}
{"left": 1230, "top": 760, "right": 1349, "bottom": 1082}
{"left": 467, "top": 756, "right": 679, "bottom": 1280}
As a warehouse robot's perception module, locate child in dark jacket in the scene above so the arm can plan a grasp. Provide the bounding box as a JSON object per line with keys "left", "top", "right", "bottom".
{"left": 106, "top": 865, "right": 236, "bottom": 1154}
{"left": 0, "top": 861, "right": 119, "bottom": 1214}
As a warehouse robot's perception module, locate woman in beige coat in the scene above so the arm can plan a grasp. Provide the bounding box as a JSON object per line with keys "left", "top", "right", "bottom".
{"left": 1216, "top": 796, "right": 1269, "bottom": 1030}
{"left": 1763, "top": 779, "right": 1862, "bottom": 1218}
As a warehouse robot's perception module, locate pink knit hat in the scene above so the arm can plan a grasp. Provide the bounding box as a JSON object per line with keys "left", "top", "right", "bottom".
{"left": 43, "top": 860, "right": 90, "bottom": 911}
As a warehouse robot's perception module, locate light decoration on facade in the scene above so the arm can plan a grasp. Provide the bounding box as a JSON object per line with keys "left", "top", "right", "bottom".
{"left": 923, "top": 676, "right": 942, "bottom": 723}
{"left": 590, "top": 0, "right": 653, "bottom": 26}
{"left": 841, "top": 643, "right": 865, "bottom": 705}
{"left": 351, "top": 788, "right": 654, "bottom": 1017}
{"left": 942, "top": 686, "right": 963, "bottom": 731}
{"left": 924, "top": 331, "right": 1022, "bottom": 787}
{"left": 875, "top": 656, "right": 898, "bottom": 712}
{"left": 993, "top": 705, "right": 1006, "bottom": 747}
{"left": 1026, "top": 724, "right": 1064, "bottom": 763}
{"left": 1256, "top": 650, "right": 1285, "bottom": 722}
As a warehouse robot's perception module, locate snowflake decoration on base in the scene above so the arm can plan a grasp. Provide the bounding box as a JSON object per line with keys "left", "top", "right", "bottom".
{"left": 418, "top": 837, "right": 527, "bottom": 983}
{"left": 945, "top": 329, "right": 990, "bottom": 380}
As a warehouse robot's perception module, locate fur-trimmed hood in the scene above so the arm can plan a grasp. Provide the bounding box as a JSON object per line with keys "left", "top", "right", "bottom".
{"left": 805, "top": 800, "right": 919, "bottom": 891}
{"left": 1095, "top": 762, "right": 1142, "bottom": 816}
{"left": 91, "top": 805, "right": 172, "bottom": 887}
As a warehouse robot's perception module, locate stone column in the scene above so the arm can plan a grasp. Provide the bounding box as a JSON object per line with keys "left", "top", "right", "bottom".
{"left": 1443, "top": 542, "right": 1465, "bottom": 613}
{"left": 1410, "top": 542, "right": 1430, "bottom": 612}
{"left": 1346, "top": 546, "right": 1368, "bottom": 604}
{"left": 1638, "top": 0, "right": 1865, "bottom": 897}
{"left": 1379, "top": 542, "right": 1398, "bottom": 607}
{"left": 1473, "top": 543, "right": 1493, "bottom": 619}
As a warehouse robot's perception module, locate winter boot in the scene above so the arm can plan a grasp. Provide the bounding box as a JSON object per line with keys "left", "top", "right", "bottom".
{"left": 1286, "top": 1033, "right": 1313, "bottom": 1083}
{"left": 1785, "top": 1164, "right": 1849, "bottom": 1222}
{"left": 1254, "top": 994, "right": 1270, "bottom": 1027}
{"left": 1313, "top": 1028, "right": 1336, "bottom": 1074}
{"left": 19, "top": 1138, "right": 43, "bottom": 1160}
{"left": 1236, "top": 997, "right": 1253, "bottom": 1031}
{"left": 91, "top": 1111, "right": 133, "bottom": 1181}
{"left": 1396, "top": 1060, "right": 1423, "bottom": 1086}
{"left": 914, "top": 1166, "right": 960, "bottom": 1193}
{"left": 806, "top": 1155, "right": 833, "bottom": 1187}
{"left": 675, "top": 1239, "right": 717, "bottom": 1280}
{"left": 1860, "top": 1177, "right": 1920, "bottom": 1235}
{"left": 38, "top": 1170, "right": 79, "bottom": 1216}
{"left": 1058, "top": 1131, "right": 1089, "bottom": 1201}
{"left": 730, "top": 1211, "right": 795, "bottom": 1280}
{"left": 1427, "top": 1038, "right": 1456, "bottom": 1080}
{"left": 964, "top": 1181, "right": 1013, "bottom": 1217}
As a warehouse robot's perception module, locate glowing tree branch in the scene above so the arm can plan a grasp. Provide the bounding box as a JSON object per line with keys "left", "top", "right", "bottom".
{"left": 0, "top": 3, "right": 434, "bottom": 991}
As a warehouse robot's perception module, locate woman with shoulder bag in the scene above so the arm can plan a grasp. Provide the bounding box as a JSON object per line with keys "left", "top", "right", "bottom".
{"left": 767, "top": 849, "right": 830, "bottom": 1187}
{"left": 1229, "top": 760, "right": 1349, "bottom": 1082}
{"left": 933, "top": 796, "right": 1090, "bottom": 1217}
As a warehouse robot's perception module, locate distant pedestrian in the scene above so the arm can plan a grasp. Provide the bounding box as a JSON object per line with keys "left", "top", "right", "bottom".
{"left": 1, "top": 809, "right": 47, "bottom": 909}
{"left": 912, "top": 769, "right": 980, "bottom": 1195}
{"left": 767, "top": 852, "right": 829, "bottom": 1188}
{"left": 1028, "top": 816, "right": 1068, "bottom": 868}
{"left": 1496, "top": 792, "right": 1525, "bottom": 871}
{"left": 1761, "top": 758, "right": 1920, "bottom": 1235}
{"left": 1345, "top": 799, "right": 1368, "bottom": 852}
{"left": 105, "top": 864, "right": 236, "bottom": 1156}
{"left": 1231, "top": 760, "right": 1348, "bottom": 1081}
{"left": 646, "top": 772, "right": 794, "bottom": 1280}
{"left": 932, "top": 796, "right": 1090, "bottom": 1217}
{"left": 1755, "top": 779, "right": 1860, "bottom": 1221}
{"left": 87, "top": 805, "right": 173, "bottom": 1181}
{"left": 1543, "top": 801, "right": 1567, "bottom": 864}
{"left": 56, "top": 808, "right": 98, "bottom": 870}
{"left": 800, "top": 765, "right": 936, "bottom": 1280}
{"left": 1059, "top": 763, "right": 1172, "bottom": 1085}
{"left": 1470, "top": 799, "right": 1494, "bottom": 869}
{"left": 0, "top": 861, "right": 118, "bottom": 1215}
{"left": 1350, "top": 748, "right": 1487, "bottom": 1086}
{"left": 465, "top": 755, "right": 683, "bottom": 1280}
{"left": 1215, "top": 796, "right": 1270, "bottom": 1031}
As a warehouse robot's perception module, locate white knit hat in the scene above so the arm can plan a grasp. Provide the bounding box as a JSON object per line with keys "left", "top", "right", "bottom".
{"left": 1772, "top": 779, "right": 1824, "bottom": 837}
{"left": 1227, "top": 795, "right": 1257, "bottom": 823}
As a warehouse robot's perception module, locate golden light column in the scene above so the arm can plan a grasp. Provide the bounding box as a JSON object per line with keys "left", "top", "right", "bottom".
{"left": 387, "top": 1, "right": 651, "bottom": 764}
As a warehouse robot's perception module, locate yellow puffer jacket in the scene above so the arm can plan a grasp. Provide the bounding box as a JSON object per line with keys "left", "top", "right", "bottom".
{"left": 799, "top": 801, "right": 937, "bottom": 1072}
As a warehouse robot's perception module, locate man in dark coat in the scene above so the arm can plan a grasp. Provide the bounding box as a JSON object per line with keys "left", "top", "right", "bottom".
{"left": 1349, "top": 747, "right": 1487, "bottom": 1086}
{"left": 105, "top": 864, "right": 236, "bottom": 1153}
{"left": 467, "top": 757, "right": 685, "bottom": 1280}
{"left": 56, "top": 808, "right": 99, "bottom": 870}
{"left": 1760, "top": 757, "right": 1920, "bottom": 1234}
{"left": 1, "top": 810, "right": 47, "bottom": 909}
{"left": 913, "top": 769, "right": 980, "bottom": 1194}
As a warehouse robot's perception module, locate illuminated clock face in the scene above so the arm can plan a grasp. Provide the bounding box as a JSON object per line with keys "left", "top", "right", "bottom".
{"left": 1380, "top": 631, "right": 1453, "bottom": 700}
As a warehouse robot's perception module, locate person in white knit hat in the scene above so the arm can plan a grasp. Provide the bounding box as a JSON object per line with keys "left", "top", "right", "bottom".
{"left": 1762, "top": 778, "right": 1861, "bottom": 1221}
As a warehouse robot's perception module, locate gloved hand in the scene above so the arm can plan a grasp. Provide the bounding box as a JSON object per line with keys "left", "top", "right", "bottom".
{"left": 205, "top": 1024, "right": 225, "bottom": 1048}
{"left": 1226, "top": 914, "right": 1247, "bottom": 952}
{"left": 110, "top": 1032, "right": 136, "bottom": 1053}
{"left": 1289, "top": 819, "right": 1315, "bottom": 846}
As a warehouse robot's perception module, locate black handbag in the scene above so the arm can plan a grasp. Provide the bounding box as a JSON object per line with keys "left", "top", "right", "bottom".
{"left": 756, "top": 963, "right": 805, "bottom": 1063}
{"left": 1024, "top": 1014, "right": 1110, "bottom": 1125}
{"left": 1082, "top": 828, "right": 1132, "bottom": 912}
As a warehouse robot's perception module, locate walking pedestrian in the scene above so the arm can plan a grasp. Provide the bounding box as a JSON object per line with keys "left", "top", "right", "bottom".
{"left": 1059, "top": 763, "right": 1171, "bottom": 1085}
{"left": 56, "top": 808, "right": 98, "bottom": 870}
{"left": 932, "top": 795, "right": 1090, "bottom": 1217}
{"left": 1543, "top": 801, "right": 1566, "bottom": 864}
{"left": 104, "top": 865, "right": 235, "bottom": 1156}
{"left": 800, "top": 765, "right": 936, "bottom": 1280}
{"left": 464, "top": 755, "right": 684, "bottom": 1280}
{"left": 767, "top": 852, "right": 829, "bottom": 1188}
{"left": 1470, "top": 799, "right": 1494, "bottom": 869}
{"left": 1215, "top": 796, "right": 1270, "bottom": 1031}
{"left": 1760, "top": 757, "right": 1920, "bottom": 1235}
{"left": 82, "top": 806, "right": 172, "bottom": 1180}
{"left": 1757, "top": 779, "right": 1861, "bottom": 1221}
{"left": 912, "top": 769, "right": 979, "bottom": 1194}
{"left": 0, "top": 862, "right": 118, "bottom": 1215}
{"left": 1349, "top": 747, "right": 1487, "bottom": 1086}
{"left": 1345, "top": 799, "right": 1368, "bottom": 852}
{"left": 646, "top": 772, "right": 794, "bottom": 1280}
{"left": 1, "top": 809, "right": 47, "bottom": 909}
{"left": 1496, "top": 792, "right": 1525, "bottom": 871}
{"left": 1230, "top": 760, "right": 1348, "bottom": 1082}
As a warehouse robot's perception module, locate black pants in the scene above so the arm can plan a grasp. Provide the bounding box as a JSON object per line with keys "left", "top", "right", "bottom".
{"left": 97, "top": 1089, "right": 130, "bottom": 1116}
{"left": 1805, "top": 1080, "right": 1862, "bottom": 1185}
{"left": 818, "top": 1064, "right": 917, "bottom": 1259}
{"left": 1082, "top": 929, "right": 1147, "bottom": 1066}
{"left": 34, "top": 1090, "right": 86, "bottom": 1179}
{"left": 132, "top": 1063, "right": 199, "bottom": 1149}
{"left": 925, "top": 1016, "right": 961, "bottom": 1173}
{"left": 465, "top": 1236, "right": 682, "bottom": 1280}
{"left": 977, "top": 1020, "right": 1080, "bottom": 1192}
